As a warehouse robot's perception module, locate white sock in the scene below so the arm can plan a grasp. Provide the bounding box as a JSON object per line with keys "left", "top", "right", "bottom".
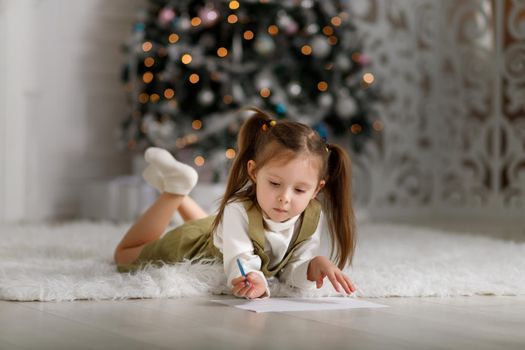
{"left": 144, "top": 147, "right": 198, "bottom": 195}
{"left": 142, "top": 165, "right": 163, "bottom": 193}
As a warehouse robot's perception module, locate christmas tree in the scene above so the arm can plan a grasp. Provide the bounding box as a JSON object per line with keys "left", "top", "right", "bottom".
{"left": 121, "top": 0, "right": 378, "bottom": 171}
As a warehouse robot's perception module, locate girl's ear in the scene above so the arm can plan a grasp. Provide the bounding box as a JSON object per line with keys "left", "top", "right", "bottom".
{"left": 247, "top": 160, "right": 257, "bottom": 183}
{"left": 313, "top": 180, "right": 325, "bottom": 197}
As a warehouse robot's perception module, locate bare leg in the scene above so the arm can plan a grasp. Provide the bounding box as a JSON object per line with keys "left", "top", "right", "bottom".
{"left": 178, "top": 196, "right": 208, "bottom": 221}
{"left": 114, "top": 192, "right": 185, "bottom": 265}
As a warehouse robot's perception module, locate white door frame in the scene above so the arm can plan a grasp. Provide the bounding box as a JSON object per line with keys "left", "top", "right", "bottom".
{"left": 0, "top": 0, "right": 6, "bottom": 222}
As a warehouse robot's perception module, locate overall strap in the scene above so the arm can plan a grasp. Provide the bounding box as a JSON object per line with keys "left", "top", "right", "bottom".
{"left": 243, "top": 202, "right": 266, "bottom": 252}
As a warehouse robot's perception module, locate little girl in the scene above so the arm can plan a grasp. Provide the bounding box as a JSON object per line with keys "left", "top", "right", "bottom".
{"left": 114, "top": 107, "right": 357, "bottom": 299}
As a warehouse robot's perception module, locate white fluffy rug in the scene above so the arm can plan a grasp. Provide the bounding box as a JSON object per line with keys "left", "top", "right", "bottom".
{"left": 0, "top": 222, "right": 524, "bottom": 301}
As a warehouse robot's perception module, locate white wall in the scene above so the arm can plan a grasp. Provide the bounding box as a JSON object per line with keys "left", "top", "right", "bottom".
{"left": 2, "top": 0, "right": 523, "bottom": 224}
{"left": 0, "top": 0, "right": 144, "bottom": 222}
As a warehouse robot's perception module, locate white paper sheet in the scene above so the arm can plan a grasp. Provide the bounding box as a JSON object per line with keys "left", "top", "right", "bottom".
{"left": 211, "top": 297, "right": 388, "bottom": 313}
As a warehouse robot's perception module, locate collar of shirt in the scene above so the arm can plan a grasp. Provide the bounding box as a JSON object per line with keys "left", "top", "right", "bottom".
{"left": 262, "top": 212, "right": 301, "bottom": 232}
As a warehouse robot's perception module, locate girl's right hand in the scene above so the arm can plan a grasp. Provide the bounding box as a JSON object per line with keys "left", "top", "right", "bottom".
{"left": 231, "top": 272, "right": 267, "bottom": 299}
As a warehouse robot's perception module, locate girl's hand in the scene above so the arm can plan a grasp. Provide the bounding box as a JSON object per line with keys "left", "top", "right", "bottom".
{"left": 307, "top": 256, "right": 356, "bottom": 294}
{"left": 231, "top": 272, "right": 267, "bottom": 299}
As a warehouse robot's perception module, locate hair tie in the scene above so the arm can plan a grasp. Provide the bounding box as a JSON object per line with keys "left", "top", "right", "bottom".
{"left": 261, "top": 119, "right": 276, "bottom": 132}
{"left": 322, "top": 137, "right": 330, "bottom": 153}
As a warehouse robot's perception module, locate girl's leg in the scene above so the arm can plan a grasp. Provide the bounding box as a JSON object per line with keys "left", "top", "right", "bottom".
{"left": 114, "top": 194, "right": 207, "bottom": 265}
{"left": 114, "top": 192, "right": 184, "bottom": 265}
{"left": 178, "top": 196, "right": 208, "bottom": 221}
{"left": 114, "top": 147, "right": 201, "bottom": 265}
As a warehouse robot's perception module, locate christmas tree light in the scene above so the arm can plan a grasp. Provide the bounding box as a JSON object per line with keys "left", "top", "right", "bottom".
{"left": 121, "top": 0, "right": 379, "bottom": 167}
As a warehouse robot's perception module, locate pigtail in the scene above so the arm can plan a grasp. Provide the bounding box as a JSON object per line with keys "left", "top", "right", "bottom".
{"left": 323, "top": 143, "right": 356, "bottom": 269}
{"left": 211, "top": 107, "right": 272, "bottom": 232}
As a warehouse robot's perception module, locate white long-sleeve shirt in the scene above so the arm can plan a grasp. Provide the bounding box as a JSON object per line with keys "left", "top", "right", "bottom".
{"left": 213, "top": 201, "right": 328, "bottom": 296}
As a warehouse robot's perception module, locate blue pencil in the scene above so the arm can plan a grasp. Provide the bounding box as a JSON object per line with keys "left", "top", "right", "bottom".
{"left": 236, "top": 258, "right": 249, "bottom": 286}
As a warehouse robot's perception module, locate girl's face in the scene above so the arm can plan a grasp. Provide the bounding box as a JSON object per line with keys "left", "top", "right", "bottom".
{"left": 248, "top": 155, "right": 325, "bottom": 222}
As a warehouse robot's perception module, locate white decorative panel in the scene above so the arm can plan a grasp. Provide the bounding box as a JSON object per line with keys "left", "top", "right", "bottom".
{"left": 349, "top": 0, "right": 525, "bottom": 221}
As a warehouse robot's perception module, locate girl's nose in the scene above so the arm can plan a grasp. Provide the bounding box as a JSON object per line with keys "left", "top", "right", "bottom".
{"left": 278, "top": 192, "right": 290, "bottom": 204}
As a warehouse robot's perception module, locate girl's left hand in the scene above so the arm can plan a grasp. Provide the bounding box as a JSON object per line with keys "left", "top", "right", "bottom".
{"left": 307, "top": 256, "right": 356, "bottom": 294}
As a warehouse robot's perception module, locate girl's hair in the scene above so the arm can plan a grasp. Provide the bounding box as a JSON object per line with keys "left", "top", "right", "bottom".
{"left": 212, "top": 107, "right": 356, "bottom": 268}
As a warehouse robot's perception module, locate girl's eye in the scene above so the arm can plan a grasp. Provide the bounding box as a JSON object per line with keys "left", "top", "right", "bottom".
{"left": 295, "top": 188, "right": 306, "bottom": 193}
{"left": 269, "top": 181, "right": 280, "bottom": 187}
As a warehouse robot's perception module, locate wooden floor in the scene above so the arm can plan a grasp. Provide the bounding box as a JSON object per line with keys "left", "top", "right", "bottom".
{"left": 1, "top": 295, "right": 524, "bottom": 349}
